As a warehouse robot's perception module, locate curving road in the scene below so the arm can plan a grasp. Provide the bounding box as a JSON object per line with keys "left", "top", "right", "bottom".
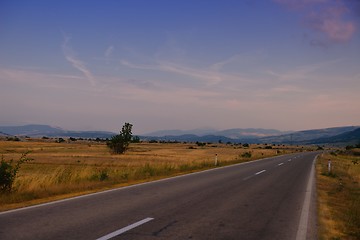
{"left": 0, "top": 152, "right": 318, "bottom": 240}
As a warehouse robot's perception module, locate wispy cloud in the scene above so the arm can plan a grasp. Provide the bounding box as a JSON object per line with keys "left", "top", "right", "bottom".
{"left": 274, "top": 0, "right": 357, "bottom": 43}
{"left": 105, "top": 45, "right": 114, "bottom": 58}
{"left": 120, "top": 56, "right": 255, "bottom": 86}
{"left": 120, "top": 60, "right": 222, "bottom": 85}
{"left": 267, "top": 58, "right": 343, "bottom": 82}
{"left": 0, "top": 67, "right": 89, "bottom": 90}
{"left": 62, "top": 33, "right": 96, "bottom": 87}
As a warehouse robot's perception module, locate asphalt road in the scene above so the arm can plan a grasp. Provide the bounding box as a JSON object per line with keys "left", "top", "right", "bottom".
{"left": 0, "top": 152, "right": 318, "bottom": 240}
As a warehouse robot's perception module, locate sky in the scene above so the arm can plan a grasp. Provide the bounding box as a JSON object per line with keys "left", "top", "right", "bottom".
{"left": 0, "top": 0, "right": 359, "bottom": 134}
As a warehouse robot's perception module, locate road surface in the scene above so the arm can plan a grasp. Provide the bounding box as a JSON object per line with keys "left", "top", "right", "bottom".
{"left": 0, "top": 152, "right": 318, "bottom": 240}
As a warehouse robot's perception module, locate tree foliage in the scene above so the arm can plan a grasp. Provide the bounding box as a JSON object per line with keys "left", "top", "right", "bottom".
{"left": 0, "top": 151, "right": 33, "bottom": 193}
{"left": 107, "top": 123, "right": 133, "bottom": 154}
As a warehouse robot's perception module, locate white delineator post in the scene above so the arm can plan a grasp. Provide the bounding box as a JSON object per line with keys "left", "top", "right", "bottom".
{"left": 328, "top": 159, "right": 332, "bottom": 173}
{"left": 215, "top": 154, "right": 218, "bottom": 166}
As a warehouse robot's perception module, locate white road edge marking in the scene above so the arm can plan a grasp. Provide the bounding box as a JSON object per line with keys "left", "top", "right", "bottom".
{"left": 96, "top": 217, "right": 154, "bottom": 240}
{"left": 278, "top": 163, "right": 284, "bottom": 166}
{"left": 295, "top": 156, "right": 316, "bottom": 240}
{"left": 255, "top": 170, "right": 266, "bottom": 175}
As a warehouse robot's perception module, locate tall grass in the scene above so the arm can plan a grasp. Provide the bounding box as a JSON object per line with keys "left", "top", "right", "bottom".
{"left": 317, "top": 151, "right": 360, "bottom": 239}
{"left": 0, "top": 140, "right": 311, "bottom": 210}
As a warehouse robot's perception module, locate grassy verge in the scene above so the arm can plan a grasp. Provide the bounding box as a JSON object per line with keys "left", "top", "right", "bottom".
{"left": 317, "top": 149, "right": 360, "bottom": 239}
{"left": 0, "top": 139, "right": 314, "bottom": 211}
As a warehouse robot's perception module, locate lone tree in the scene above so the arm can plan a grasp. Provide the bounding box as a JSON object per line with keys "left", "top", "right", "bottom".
{"left": 107, "top": 122, "right": 133, "bottom": 154}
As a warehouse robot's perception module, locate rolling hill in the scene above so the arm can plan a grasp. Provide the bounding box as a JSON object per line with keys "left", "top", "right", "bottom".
{"left": 0, "top": 124, "right": 116, "bottom": 139}
{"left": 306, "top": 127, "right": 360, "bottom": 145}
{"left": 0, "top": 124, "right": 359, "bottom": 145}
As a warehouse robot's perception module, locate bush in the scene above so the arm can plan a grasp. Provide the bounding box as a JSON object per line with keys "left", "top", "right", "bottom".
{"left": 99, "top": 170, "right": 109, "bottom": 181}
{"left": 241, "top": 152, "right": 252, "bottom": 158}
{"left": 0, "top": 152, "right": 33, "bottom": 193}
{"left": 196, "top": 142, "right": 206, "bottom": 147}
{"left": 346, "top": 145, "right": 354, "bottom": 150}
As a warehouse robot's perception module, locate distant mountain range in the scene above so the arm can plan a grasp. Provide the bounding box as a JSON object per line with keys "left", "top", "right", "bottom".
{"left": 0, "top": 124, "right": 116, "bottom": 139}
{"left": 144, "top": 128, "right": 290, "bottom": 138}
{"left": 0, "top": 124, "right": 359, "bottom": 146}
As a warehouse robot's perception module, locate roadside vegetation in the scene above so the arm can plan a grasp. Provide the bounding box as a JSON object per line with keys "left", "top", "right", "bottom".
{"left": 0, "top": 137, "right": 313, "bottom": 211}
{"left": 317, "top": 147, "right": 360, "bottom": 239}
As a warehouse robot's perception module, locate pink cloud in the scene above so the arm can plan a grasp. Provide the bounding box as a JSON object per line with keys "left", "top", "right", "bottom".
{"left": 306, "top": 6, "right": 356, "bottom": 42}
{"left": 275, "top": 0, "right": 357, "bottom": 43}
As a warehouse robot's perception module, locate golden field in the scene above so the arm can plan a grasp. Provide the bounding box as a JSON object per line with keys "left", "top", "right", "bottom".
{"left": 2, "top": 138, "right": 359, "bottom": 238}
{"left": 0, "top": 138, "right": 309, "bottom": 211}
{"left": 317, "top": 150, "right": 360, "bottom": 239}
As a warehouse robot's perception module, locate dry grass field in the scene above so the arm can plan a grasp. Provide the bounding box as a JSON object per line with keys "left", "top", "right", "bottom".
{"left": 2, "top": 138, "right": 359, "bottom": 237}
{"left": 0, "top": 138, "right": 310, "bottom": 211}
{"left": 317, "top": 150, "right": 360, "bottom": 239}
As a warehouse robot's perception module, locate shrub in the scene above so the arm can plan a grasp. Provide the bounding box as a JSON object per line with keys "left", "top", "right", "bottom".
{"left": 241, "top": 152, "right": 252, "bottom": 158}
{"left": 196, "top": 142, "right": 206, "bottom": 147}
{"left": 346, "top": 145, "right": 354, "bottom": 150}
{"left": 0, "top": 152, "right": 33, "bottom": 193}
{"left": 99, "top": 170, "right": 109, "bottom": 181}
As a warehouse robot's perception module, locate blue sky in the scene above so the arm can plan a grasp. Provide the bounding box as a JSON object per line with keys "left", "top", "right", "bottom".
{"left": 1, "top": 0, "right": 359, "bottom": 134}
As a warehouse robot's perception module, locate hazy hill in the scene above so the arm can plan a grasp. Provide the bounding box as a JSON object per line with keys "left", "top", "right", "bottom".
{"left": 0, "top": 124, "right": 63, "bottom": 136}
{"left": 0, "top": 124, "right": 116, "bottom": 139}
{"left": 306, "top": 127, "right": 360, "bottom": 145}
{"left": 143, "top": 126, "right": 359, "bottom": 144}
{"left": 145, "top": 128, "right": 289, "bottom": 139}
{"left": 141, "top": 134, "right": 237, "bottom": 143}
{"left": 259, "top": 126, "right": 359, "bottom": 144}
{"left": 0, "top": 131, "right": 11, "bottom": 137}
{"left": 144, "top": 128, "right": 217, "bottom": 137}
{"left": 215, "top": 128, "right": 288, "bottom": 139}
{"left": 1, "top": 124, "right": 358, "bottom": 145}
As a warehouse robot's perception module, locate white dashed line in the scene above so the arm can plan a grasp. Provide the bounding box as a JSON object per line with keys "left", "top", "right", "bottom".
{"left": 278, "top": 163, "right": 284, "bottom": 166}
{"left": 255, "top": 170, "right": 266, "bottom": 175}
{"left": 96, "top": 217, "right": 154, "bottom": 240}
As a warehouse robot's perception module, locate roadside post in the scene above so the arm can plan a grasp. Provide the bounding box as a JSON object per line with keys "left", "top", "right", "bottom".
{"left": 215, "top": 154, "right": 218, "bottom": 166}
{"left": 328, "top": 159, "right": 332, "bottom": 173}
